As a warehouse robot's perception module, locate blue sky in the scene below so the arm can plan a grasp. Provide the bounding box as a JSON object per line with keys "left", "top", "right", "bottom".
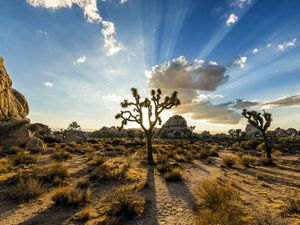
{"left": 1, "top": 0, "right": 300, "bottom": 132}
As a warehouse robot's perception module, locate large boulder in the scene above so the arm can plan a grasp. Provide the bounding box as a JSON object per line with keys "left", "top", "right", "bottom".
{"left": 26, "top": 137, "right": 46, "bottom": 152}
{"left": 245, "top": 124, "right": 261, "bottom": 137}
{"left": 29, "top": 123, "right": 51, "bottom": 136}
{"left": 275, "top": 127, "right": 287, "bottom": 137}
{"left": 287, "top": 128, "right": 298, "bottom": 136}
{"left": 0, "top": 56, "right": 29, "bottom": 121}
{"left": 0, "top": 119, "right": 32, "bottom": 148}
{"left": 64, "top": 130, "right": 87, "bottom": 143}
{"left": 159, "top": 115, "right": 189, "bottom": 139}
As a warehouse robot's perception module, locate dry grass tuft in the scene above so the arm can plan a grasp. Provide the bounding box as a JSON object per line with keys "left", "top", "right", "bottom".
{"left": 51, "top": 150, "right": 72, "bottom": 161}
{"left": 0, "top": 158, "right": 11, "bottom": 173}
{"left": 195, "top": 179, "right": 247, "bottom": 225}
{"left": 12, "top": 177, "right": 44, "bottom": 202}
{"left": 283, "top": 195, "right": 300, "bottom": 215}
{"left": 222, "top": 155, "right": 237, "bottom": 168}
{"left": 39, "top": 163, "right": 69, "bottom": 185}
{"left": 74, "top": 205, "right": 98, "bottom": 222}
{"left": 52, "top": 186, "right": 90, "bottom": 206}
{"left": 99, "top": 186, "right": 144, "bottom": 224}
{"left": 164, "top": 167, "right": 183, "bottom": 182}
{"left": 13, "top": 151, "right": 37, "bottom": 165}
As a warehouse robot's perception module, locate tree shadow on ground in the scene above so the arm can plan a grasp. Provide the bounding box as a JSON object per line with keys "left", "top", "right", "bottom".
{"left": 127, "top": 165, "right": 158, "bottom": 225}
{"left": 165, "top": 178, "right": 199, "bottom": 212}
{"left": 234, "top": 167, "right": 300, "bottom": 189}
{"left": 20, "top": 205, "right": 78, "bottom": 225}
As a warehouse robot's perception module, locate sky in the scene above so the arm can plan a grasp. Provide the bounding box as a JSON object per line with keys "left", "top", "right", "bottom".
{"left": 0, "top": 0, "right": 300, "bottom": 133}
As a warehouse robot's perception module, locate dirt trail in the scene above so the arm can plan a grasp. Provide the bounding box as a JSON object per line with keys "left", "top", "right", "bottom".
{"left": 130, "top": 160, "right": 222, "bottom": 225}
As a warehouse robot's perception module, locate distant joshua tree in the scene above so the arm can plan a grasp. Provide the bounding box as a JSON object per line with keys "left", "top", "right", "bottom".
{"left": 67, "top": 121, "right": 81, "bottom": 131}
{"left": 228, "top": 129, "right": 235, "bottom": 140}
{"left": 187, "top": 125, "right": 196, "bottom": 144}
{"left": 115, "top": 88, "right": 180, "bottom": 164}
{"left": 242, "top": 109, "right": 273, "bottom": 163}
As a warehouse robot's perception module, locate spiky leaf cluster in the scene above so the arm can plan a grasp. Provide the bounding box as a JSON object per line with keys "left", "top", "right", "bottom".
{"left": 242, "top": 109, "right": 272, "bottom": 133}
{"left": 115, "top": 88, "right": 180, "bottom": 132}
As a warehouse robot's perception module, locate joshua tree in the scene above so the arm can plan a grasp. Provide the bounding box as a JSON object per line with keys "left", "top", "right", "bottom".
{"left": 228, "top": 129, "right": 235, "bottom": 140}
{"left": 115, "top": 88, "right": 180, "bottom": 164}
{"left": 242, "top": 109, "right": 273, "bottom": 162}
{"left": 67, "top": 121, "right": 81, "bottom": 131}
{"left": 187, "top": 125, "right": 196, "bottom": 144}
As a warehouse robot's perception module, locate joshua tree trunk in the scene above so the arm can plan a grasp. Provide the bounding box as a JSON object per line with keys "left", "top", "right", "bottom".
{"left": 263, "top": 133, "right": 272, "bottom": 161}
{"left": 146, "top": 132, "right": 154, "bottom": 164}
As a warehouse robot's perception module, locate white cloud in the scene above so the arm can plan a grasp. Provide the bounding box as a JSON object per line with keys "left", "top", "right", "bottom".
{"left": 43, "top": 81, "right": 54, "bottom": 87}
{"left": 266, "top": 43, "right": 272, "bottom": 48}
{"left": 231, "top": 0, "right": 252, "bottom": 8}
{"left": 26, "top": 0, "right": 122, "bottom": 56}
{"left": 27, "top": 0, "right": 101, "bottom": 22}
{"left": 101, "top": 21, "right": 123, "bottom": 56}
{"left": 147, "top": 56, "right": 229, "bottom": 91}
{"left": 277, "top": 38, "right": 297, "bottom": 51}
{"left": 35, "top": 29, "right": 48, "bottom": 39}
{"left": 120, "top": 0, "right": 127, "bottom": 4}
{"left": 232, "top": 56, "right": 247, "bottom": 68}
{"left": 226, "top": 13, "right": 238, "bottom": 26}
{"left": 73, "top": 55, "right": 87, "bottom": 65}
{"left": 252, "top": 48, "right": 259, "bottom": 55}
{"left": 262, "top": 93, "right": 300, "bottom": 108}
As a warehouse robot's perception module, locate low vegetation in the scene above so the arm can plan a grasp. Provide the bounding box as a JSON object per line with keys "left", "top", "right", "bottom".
{"left": 51, "top": 186, "right": 90, "bottom": 206}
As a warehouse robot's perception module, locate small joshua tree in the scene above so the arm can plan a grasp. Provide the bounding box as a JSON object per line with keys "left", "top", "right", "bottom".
{"left": 67, "top": 121, "right": 81, "bottom": 131}
{"left": 228, "top": 129, "right": 235, "bottom": 140}
{"left": 242, "top": 109, "right": 273, "bottom": 163}
{"left": 115, "top": 88, "right": 180, "bottom": 164}
{"left": 187, "top": 126, "right": 196, "bottom": 144}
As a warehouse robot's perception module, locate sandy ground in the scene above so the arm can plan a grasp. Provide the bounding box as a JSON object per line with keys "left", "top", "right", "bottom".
{"left": 0, "top": 148, "right": 299, "bottom": 225}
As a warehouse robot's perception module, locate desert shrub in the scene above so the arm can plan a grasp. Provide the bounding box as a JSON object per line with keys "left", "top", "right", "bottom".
{"left": 199, "top": 149, "right": 209, "bottom": 159}
{"left": 240, "top": 155, "right": 256, "bottom": 167}
{"left": 222, "top": 155, "right": 237, "bottom": 168}
{"left": 241, "top": 139, "right": 260, "bottom": 149}
{"left": 52, "top": 186, "right": 90, "bottom": 206}
{"left": 12, "top": 177, "right": 44, "bottom": 202}
{"left": 157, "top": 161, "right": 182, "bottom": 175}
{"left": 174, "top": 154, "right": 185, "bottom": 162}
{"left": 39, "top": 163, "right": 68, "bottom": 185}
{"left": 99, "top": 187, "right": 144, "bottom": 224}
{"left": 164, "top": 167, "right": 183, "bottom": 182}
{"left": 13, "top": 151, "right": 37, "bottom": 165}
{"left": 196, "top": 206, "right": 246, "bottom": 225}
{"left": 283, "top": 195, "right": 300, "bottom": 214}
{"left": 195, "top": 179, "right": 236, "bottom": 211}
{"left": 89, "top": 164, "right": 124, "bottom": 181}
{"left": 195, "top": 179, "right": 246, "bottom": 225}
{"left": 5, "top": 146, "right": 22, "bottom": 154}
{"left": 0, "top": 158, "right": 11, "bottom": 173}
{"left": 74, "top": 205, "right": 98, "bottom": 222}
{"left": 208, "top": 149, "right": 219, "bottom": 157}
{"left": 51, "top": 150, "right": 72, "bottom": 161}
{"left": 88, "top": 155, "right": 104, "bottom": 167}
{"left": 76, "top": 178, "right": 90, "bottom": 189}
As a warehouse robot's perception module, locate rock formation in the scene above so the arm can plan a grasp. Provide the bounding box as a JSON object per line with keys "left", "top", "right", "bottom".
{"left": 245, "top": 124, "right": 261, "bottom": 137}
{"left": 64, "top": 130, "right": 88, "bottom": 143}
{"left": 0, "top": 56, "right": 29, "bottom": 121}
{"left": 0, "top": 56, "right": 46, "bottom": 150}
{"left": 159, "top": 115, "right": 190, "bottom": 139}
